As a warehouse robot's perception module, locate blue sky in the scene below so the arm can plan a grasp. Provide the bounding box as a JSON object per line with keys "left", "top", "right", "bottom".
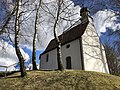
{"left": 22, "top": 47, "right": 43, "bottom": 64}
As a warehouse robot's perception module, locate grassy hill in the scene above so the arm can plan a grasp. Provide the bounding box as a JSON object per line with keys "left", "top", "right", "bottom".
{"left": 0, "top": 70, "right": 120, "bottom": 90}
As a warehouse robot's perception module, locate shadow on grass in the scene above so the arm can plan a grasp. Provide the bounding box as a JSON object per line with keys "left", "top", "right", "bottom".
{"left": 7, "top": 75, "right": 21, "bottom": 78}
{"left": 0, "top": 71, "right": 20, "bottom": 78}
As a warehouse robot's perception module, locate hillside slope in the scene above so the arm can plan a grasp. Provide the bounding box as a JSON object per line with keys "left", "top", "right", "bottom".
{"left": 0, "top": 70, "right": 120, "bottom": 90}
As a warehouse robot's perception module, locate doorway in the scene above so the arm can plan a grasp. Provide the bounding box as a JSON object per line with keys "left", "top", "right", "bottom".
{"left": 66, "top": 56, "right": 72, "bottom": 69}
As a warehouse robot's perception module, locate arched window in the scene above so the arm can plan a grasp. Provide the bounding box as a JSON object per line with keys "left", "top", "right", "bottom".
{"left": 66, "top": 56, "right": 72, "bottom": 69}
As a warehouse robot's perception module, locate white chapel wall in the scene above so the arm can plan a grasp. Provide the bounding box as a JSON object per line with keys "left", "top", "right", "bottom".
{"left": 62, "top": 39, "right": 82, "bottom": 69}
{"left": 40, "top": 49, "right": 58, "bottom": 70}
{"left": 82, "top": 22, "right": 109, "bottom": 73}
{"left": 40, "top": 39, "right": 83, "bottom": 70}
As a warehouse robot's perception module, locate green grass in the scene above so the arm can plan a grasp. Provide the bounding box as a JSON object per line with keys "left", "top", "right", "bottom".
{"left": 0, "top": 70, "right": 120, "bottom": 90}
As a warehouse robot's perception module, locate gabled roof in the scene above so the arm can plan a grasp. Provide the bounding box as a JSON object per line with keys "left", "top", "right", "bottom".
{"left": 40, "top": 21, "right": 89, "bottom": 55}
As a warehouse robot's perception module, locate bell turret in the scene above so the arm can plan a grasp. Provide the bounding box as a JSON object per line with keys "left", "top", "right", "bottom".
{"left": 80, "top": 7, "right": 93, "bottom": 24}
{"left": 80, "top": 7, "right": 90, "bottom": 17}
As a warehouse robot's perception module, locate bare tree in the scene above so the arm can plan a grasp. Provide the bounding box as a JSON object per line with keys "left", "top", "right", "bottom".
{"left": 32, "top": 0, "right": 42, "bottom": 70}
{"left": 14, "top": 0, "right": 26, "bottom": 77}
{"left": 0, "top": 0, "right": 44, "bottom": 72}
{"left": 104, "top": 46, "right": 120, "bottom": 75}
{"left": 53, "top": 0, "right": 64, "bottom": 70}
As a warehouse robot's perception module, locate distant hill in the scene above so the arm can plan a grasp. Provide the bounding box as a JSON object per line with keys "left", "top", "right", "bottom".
{"left": 0, "top": 70, "right": 120, "bottom": 90}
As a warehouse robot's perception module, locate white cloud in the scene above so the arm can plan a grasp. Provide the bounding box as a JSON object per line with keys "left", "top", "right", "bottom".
{"left": 0, "top": 39, "right": 29, "bottom": 71}
{"left": 93, "top": 10, "right": 118, "bottom": 35}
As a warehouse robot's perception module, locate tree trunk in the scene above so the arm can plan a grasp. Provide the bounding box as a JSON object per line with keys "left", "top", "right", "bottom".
{"left": 54, "top": 31, "right": 64, "bottom": 71}
{"left": 15, "top": 0, "right": 26, "bottom": 77}
{"left": 57, "top": 42, "right": 64, "bottom": 70}
{"left": 53, "top": 25, "right": 64, "bottom": 70}
{"left": 53, "top": 0, "right": 64, "bottom": 71}
{"left": 32, "top": 0, "right": 42, "bottom": 70}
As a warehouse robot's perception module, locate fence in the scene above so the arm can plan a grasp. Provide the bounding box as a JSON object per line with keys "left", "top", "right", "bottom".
{"left": 0, "top": 62, "right": 19, "bottom": 77}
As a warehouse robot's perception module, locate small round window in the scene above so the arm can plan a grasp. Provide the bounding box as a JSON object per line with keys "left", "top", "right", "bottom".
{"left": 66, "top": 44, "right": 70, "bottom": 48}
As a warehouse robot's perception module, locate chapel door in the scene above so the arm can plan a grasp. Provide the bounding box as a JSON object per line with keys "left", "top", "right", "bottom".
{"left": 66, "top": 56, "right": 72, "bottom": 69}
